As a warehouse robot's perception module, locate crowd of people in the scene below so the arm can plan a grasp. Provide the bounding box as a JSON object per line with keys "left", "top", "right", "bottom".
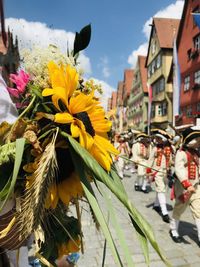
{"left": 113, "top": 126, "right": 200, "bottom": 245}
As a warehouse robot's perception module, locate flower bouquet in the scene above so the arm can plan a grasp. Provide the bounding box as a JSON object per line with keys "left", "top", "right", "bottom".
{"left": 0, "top": 25, "right": 170, "bottom": 266}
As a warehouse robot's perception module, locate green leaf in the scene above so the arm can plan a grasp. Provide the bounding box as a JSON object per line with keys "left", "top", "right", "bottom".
{"left": 83, "top": 184, "right": 123, "bottom": 267}
{"left": 0, "top": 177, "right": 11, "bottom": 200}
{"left": 110, "top": 167, "right": 149, "bottom": 264}
{"left": 73, "top": 24, "right": 91, "bottom": 56}
{"left": 97, "top": 181, "right": 135, "bottom": 267}
{"left": 0, "top": 138, "right": 25, "bottom": 211}
{"left": 61, "top": 132, "right": 171, "bottom": 267}
{"left": 69, "top": 148, "right": 123, "bottom": 267}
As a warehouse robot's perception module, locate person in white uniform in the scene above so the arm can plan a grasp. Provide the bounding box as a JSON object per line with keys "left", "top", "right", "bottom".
{"left": 169, "top": 127, "right": 200, "bottom": 244}
{"left": 131, "top": 133, "right": 151, "bottom": 193}
{"left": 148, "top": 129, "right": 173, "bottom": 223}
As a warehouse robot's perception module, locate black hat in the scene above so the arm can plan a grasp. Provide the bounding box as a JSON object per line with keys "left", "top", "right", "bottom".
{"left": 135, "top": 132, "right": 149, "bottom": 140}
{"left": 151, "top": 128, "right": 172, "bottom": 140}
{"left": 182, "top": 127, "right": 200, "bottom": 144}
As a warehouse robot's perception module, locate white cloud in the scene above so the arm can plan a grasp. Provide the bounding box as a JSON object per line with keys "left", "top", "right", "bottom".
{"left": 143, "top": 0, "right": 184, "bottom": 39}
{"left": 128, "top": 42, "right": 148, "bottom": 67}
{"left": 102, "top": 67, "right": 110, "bottom": 78}
{"left": 128, "top": 0, "right": 184, "bottom": 68}
{"left": 92, "top": 78, "right": 115, "bottom": 110}
{"left": 5, "top": 17, "right": 92, "bottom": 74}
{"left": 99, "top": 56, "right": 111, "bottom": 78}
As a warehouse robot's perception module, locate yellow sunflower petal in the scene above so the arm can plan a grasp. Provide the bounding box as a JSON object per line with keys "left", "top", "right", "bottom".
{"left": 71, "top": 123, "right": 81, "bottom": 138}
{"left": 65, "top": 65, "right": 79, "bottom": 97}
{"left": 57, "top": 181, "right": 70, "bottom": 205}
{"left": 85, "top": 132, "right": 94, "bottom": 150}
{"left": 55, "top": 113, "right": 74, "bottom": 124}
{"left": 90, "top": 144, "right": 111, "bottom": 171}
{"left": 94, "top": 135, "right": 119, "bottom": 155}
{"left": 69, "top": 93, "right": 94, "bottom": 114}
{"left": 51, "top": 87, "right": 69, "bottom": 110}
{"left": 42, "top": 88, "right": 54, "bottom": 97}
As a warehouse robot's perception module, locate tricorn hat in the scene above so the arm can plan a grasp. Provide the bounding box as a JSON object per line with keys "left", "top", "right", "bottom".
{"left": 182, "top": 127, "right": 200, "bottom": 144}
{"left": 151, "top": 128, "right": 172, "bottom": 141}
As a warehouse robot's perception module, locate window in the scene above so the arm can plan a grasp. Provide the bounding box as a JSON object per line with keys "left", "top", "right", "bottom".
{"left": 152, "top": 77, "right": 165, "bottom": 96}
{"left": 152, "top": 60, "right": 155, "bottom": 74}
{"left": 162, "top": 102, "right": 167, "bottom": 116}
{"left": 184, "top": 75, "right": 190, "bottom": 91}
{"left": 147, "top": 67, "right": 151, "bottom": 78}
{"left": 157, "top": 105, "right": 162, "bottom": 116}
{"left": 157, "top": 102, "right": 167, "bottom": 116}
{"left": 151, "top": 40, "right": 156, "bottom": 55}
{"left": 186, "top": 106, "right": 192, "bottom": 117}
{"left": 194, "top": 70, "right": 200, "bottom": 84}
{"left": 192, "top": 6, "right": 200, "bottom": 27}
{"left": 156, "top": 54, "right": 161, "bottom": 68}
{"left": 194, "top": 34, "right": 200, "bottom": 50}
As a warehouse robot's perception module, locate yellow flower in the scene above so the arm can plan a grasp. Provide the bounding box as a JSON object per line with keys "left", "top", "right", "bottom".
{"left": 42, "top": 61, "right": 119, "bottom": 171}
{"left": 55, "top": 95, "right": 118, "bottom": 170}
{"left": 45, "top": 172, "right": 83, "bottom": 209}
{"left": 42, "top": 61, "right": 79, "bottom": 110}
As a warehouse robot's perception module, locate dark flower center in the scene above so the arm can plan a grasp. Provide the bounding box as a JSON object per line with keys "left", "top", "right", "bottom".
{"left": 74, "top": 111, "right": 95, "bottom": 137}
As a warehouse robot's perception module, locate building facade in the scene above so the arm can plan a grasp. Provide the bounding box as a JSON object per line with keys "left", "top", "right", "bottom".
{"left": 128, "top": 56, "right": 148, "bottom": 132}
{"left": 146, "top": 18, "right": 180, "bottom": 129}
{"left": 176, "top": 0, "right": 200, "bottom": 127}
{"left": 0, "top": 30, "right": 20, "bottom": 85}
{"left": 122, "top": 69, "right": 134, "bottom": 130}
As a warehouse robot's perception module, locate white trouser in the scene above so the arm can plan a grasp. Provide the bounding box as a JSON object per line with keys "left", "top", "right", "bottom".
{"left": 157, "top": 192, "right": 168, "bottom": 215}
{"left": 170, "top": 218, "right": 180, "bottom": 237}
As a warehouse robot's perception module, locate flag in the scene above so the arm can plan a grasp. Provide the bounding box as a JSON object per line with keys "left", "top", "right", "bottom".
{"left": 173, "top": 37, "right": 181, "bottom": 124}
{"left": 192, "top": 13, "right": 200, "bottom": 29}
{"left": 147, "top": 83, "right": 152, "bottom": 135}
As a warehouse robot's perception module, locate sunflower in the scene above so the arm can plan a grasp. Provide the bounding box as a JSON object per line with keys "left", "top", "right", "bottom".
{"left": 42, "top": 61, "right": 119, "bottom": 171}
{"left": 45, "top": 172, "right": 84, "bottom": 209}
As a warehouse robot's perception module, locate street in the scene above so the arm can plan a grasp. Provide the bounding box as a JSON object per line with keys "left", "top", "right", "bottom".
{"left": 77, "top": 171, "right": 200, "bottom": 267}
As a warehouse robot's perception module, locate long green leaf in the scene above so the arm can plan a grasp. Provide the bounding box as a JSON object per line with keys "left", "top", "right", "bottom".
{"left": 110, "top": 167, "right": 149, "bottom": 264}
{"left": 0, "top": 178, "right": 11, "bottom": 200}
{"left": 97, "top": 181, "right": 135, "bottom": 267}
{"left": 83, "top": 184, "right": 123, "bottom": 267}
{"left": 0, "top": 138, "right": 25, "bottom": 211}
{"left": 62, "top": 133, "right": 171, "bottom": 267}
{"left": 69, "top": 148, "right": 123, "bottom": 267}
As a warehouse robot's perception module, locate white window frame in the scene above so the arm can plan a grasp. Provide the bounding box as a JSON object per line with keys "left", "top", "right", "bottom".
{"left": 194, "top": 70, "right": 200, "bottom": 84}
{"left": 184, "top": 75, "right": 190, "bottom": 91}
{"left": 194, "top": 34, "right": 200, "bottom": 50}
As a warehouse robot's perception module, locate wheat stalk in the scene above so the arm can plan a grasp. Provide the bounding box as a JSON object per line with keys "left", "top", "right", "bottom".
{"left": 16, "top": 129, "right": 58, "bottom": 239}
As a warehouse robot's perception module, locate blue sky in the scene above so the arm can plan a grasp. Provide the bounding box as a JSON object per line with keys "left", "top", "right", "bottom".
{"left": 5, "top": 0, "right": 184, "bottom": 105}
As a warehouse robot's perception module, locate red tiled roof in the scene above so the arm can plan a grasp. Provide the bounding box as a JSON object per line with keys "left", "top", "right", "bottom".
{"left": 138, "top": 56, "right": 148, "bottom": 93}
{"left": 154, "top": 18, "right": 180, "bottom": 48}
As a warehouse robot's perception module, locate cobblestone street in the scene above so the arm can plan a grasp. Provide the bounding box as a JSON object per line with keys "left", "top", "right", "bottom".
{"left": 77, "top": 172, "right": 200, "bottom": 267}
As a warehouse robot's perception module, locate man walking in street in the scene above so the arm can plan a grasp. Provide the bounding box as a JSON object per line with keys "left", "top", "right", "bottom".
{"left": 169, "top": 127, "right": 200, "bottom": 244}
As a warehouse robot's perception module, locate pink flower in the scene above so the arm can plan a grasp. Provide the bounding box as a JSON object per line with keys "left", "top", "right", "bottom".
{"left": 7, "top": 70, "right": 30, "bottom": 98}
